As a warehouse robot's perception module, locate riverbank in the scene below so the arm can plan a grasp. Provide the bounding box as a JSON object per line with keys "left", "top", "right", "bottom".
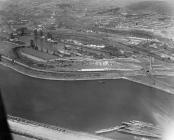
{"left": 0, "top": 59, "right": 133, "bottom": 81}
{"left": 1, "top": 59, "right": 174, "bottom": 95}
{"left": 9, "top": 116, "right": 112, "bottom": 140}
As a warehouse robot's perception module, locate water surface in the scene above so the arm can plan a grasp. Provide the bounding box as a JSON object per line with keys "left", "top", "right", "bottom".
{"left": 0, "top": 65, "right": 173, "bottom": 139}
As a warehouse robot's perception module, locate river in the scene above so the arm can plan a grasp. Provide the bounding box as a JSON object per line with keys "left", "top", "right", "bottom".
{"left": 0, "top": 65, "right": 174, "bottom": 140}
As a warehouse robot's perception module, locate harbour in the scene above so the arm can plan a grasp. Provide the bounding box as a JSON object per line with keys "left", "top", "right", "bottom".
{"left": 0, "top": 65, "right": 174, "bottom": 140}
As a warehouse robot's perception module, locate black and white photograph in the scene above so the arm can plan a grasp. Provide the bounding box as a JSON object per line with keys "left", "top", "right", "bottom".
{"left": 0, "top": 0, "right": 174, "bottom": 140}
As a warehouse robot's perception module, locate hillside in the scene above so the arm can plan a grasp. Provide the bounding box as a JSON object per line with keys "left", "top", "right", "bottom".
{"left": 126, "top": 1, "right": 173, "bottom": 15}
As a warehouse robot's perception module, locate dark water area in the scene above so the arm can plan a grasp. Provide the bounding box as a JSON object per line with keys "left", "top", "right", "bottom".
{"left": 0, "top": 65, "right": 174, "bottom": 139}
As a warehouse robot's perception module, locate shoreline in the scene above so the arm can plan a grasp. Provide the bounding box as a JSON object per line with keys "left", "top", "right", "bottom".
{"left": 0, "top": 61, "right": 125, "bottom": 81}
{"left": 8, "top": 116, "right": 112, "bottom": 140}
{"left": 1, "top": 60, "right": 174, "bottom": 95}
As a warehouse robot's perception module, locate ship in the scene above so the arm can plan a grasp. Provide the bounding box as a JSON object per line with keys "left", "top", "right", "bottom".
{"left": 96, "top": 120, "right": 162, "bottom": 139}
